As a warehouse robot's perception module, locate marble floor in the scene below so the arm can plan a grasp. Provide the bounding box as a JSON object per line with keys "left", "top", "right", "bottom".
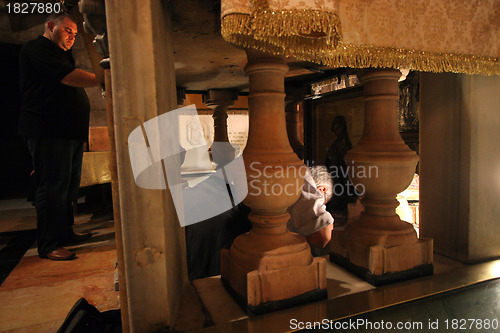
{"left": 0, "top": 197, "right": 118, "bottom": 333}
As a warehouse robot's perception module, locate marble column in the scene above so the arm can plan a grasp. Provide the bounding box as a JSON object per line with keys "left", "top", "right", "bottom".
{"left": 285, "top": 85, "right": 306, "bottom": 160}
{"left": 330, "top": 68, "right": 433, "bottom": 286}
{"left": 221, "top": 50, "right": 326, "bottom": 315}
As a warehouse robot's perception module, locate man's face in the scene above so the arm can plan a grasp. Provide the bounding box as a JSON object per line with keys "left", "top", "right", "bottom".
{"left": 317, "top": 185, "right": 328, "bottom": 205}
{"left": 49, "top": 17, "right": 77, "bottom": 51}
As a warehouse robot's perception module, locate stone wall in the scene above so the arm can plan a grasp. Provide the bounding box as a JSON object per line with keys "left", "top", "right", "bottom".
{"left": 420, "top": 73, "right": 500, "bottom": 263}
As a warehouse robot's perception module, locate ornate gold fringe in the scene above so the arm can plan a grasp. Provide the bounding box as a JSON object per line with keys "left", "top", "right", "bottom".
{"left": 221, "top": 13, "right": 499, "bottom": 76}
{"left": 321, "top": 43, "right": 499, "bottom": 76}
{"left": 221, "top": 11, "right": 342, "bottom": 56}
{"left": 252, "top": 9, "right": 342, "bottom": 47}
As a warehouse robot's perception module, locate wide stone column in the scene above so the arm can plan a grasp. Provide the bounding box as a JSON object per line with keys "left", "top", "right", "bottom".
{"left": 221, "top": 50, "right": 327, "bottom": 316}
{"left": 419, "top": 73, "right": 500, "bottom": 263}
{"left": 204, "top": 89, "right": 238, "bottom": 166}
{"left": 330, "top": 68, "right": 433, "bottom": 286}
{"left": 105, "top": 0, "right": 188, "bottom": 331}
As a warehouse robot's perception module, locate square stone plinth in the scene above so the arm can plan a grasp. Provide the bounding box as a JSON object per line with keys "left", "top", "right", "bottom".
{"left": 221, "top": 250, "right": 327, "bottom": 316}
{"left": 331, "top": 229, "right": 433, "bottom": 286}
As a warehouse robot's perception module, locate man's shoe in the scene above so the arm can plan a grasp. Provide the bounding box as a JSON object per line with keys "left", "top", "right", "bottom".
{"left": 64, "top": 232, "right": 92, "bottom": 245}
{"left": 41, "top": 247, "right": 76, "bottom": 261}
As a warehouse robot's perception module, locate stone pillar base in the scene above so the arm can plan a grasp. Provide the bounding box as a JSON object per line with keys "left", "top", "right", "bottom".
{"left": 221, "top": 250, "right": 327, "bottom": 316}
{"left": 330, "top": 228, "right": 433, "bottom": 286}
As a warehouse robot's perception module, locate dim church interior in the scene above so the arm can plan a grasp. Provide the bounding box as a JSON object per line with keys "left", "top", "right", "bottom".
{"left": 1, "top": 0, "right": 500, "bottom": 332}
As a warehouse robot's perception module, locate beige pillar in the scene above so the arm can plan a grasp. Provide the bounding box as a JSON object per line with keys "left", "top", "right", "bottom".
{"left": 331, "top": 68, "right": 433, "bottom": 285}
{"left": 204, "top": 90, "right": 238, "bottom": 166}
{"left": 204, "top": 90, "right": 238, "bottom": 142}
{"left": 420, "top": 73, "right": 500, "bottom": 263}
{"left": 104, "top": 69, "right": 129, "bottom": 332}
{"left": 105, "top": 0, "right": 187, "bottom": 331}
{"left": 221, "top": 50, "right": 326, "bottom": 315}
{"left": 285, "top": 85, "right": 305, "bottom": 160}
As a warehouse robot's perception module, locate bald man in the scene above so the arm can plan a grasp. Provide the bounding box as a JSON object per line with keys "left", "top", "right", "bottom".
{"left": 19, "top": 13, "right": 99, "bottom": 260}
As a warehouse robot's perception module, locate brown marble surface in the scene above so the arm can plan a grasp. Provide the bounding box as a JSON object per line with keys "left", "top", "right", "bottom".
{"left": 0, "top": 247, "right": 119, "bottom": 332}
{"left": 0, "top": 199, "right": 118, "bottom": 333}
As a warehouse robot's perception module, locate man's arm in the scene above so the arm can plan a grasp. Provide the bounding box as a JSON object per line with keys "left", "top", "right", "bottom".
{"left": 306, "top": 223, "right": 333, "bottom": 249}
{"left": 61, "top": 68, "right": 98, "bottom": 87}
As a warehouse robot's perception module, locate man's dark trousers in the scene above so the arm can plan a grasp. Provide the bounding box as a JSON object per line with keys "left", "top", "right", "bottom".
{"left": 27, "top": 137, "right": 84, "bottom": 256}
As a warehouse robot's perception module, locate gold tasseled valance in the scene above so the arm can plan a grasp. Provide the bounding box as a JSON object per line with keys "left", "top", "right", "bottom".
{"left": 221, "top": 0, "right": 499, "bottom": 75}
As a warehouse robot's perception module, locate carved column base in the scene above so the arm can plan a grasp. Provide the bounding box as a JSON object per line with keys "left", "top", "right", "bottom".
{"left": 221, "top": 213, "right": 327, "bottom": 315}
{"left": 221, "top": 250, "right": 326, "bottom": 316}
{"left": 330, "top": 226, "right": 433, "bottom": 286}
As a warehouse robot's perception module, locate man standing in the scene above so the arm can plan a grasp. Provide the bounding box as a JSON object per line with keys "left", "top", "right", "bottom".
{"left": 18, "top": 13, "right": 99, "bottom": 260}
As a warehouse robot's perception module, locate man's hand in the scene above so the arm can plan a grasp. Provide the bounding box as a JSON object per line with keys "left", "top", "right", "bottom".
{"left": 61, "top": 69, "right": 98, "bottom": 87}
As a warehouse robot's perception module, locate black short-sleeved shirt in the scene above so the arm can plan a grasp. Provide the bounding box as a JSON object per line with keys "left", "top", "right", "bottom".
{"left": 18, "top": 35, "right": 90, "bottom": 141}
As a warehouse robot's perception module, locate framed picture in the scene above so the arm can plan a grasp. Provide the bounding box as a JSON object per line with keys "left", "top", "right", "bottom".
{"left": 304, "top": 87, "right": 364, "bottom": 165}
{"left": 304, "top": 72, "right": 420, "bottom": 165}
